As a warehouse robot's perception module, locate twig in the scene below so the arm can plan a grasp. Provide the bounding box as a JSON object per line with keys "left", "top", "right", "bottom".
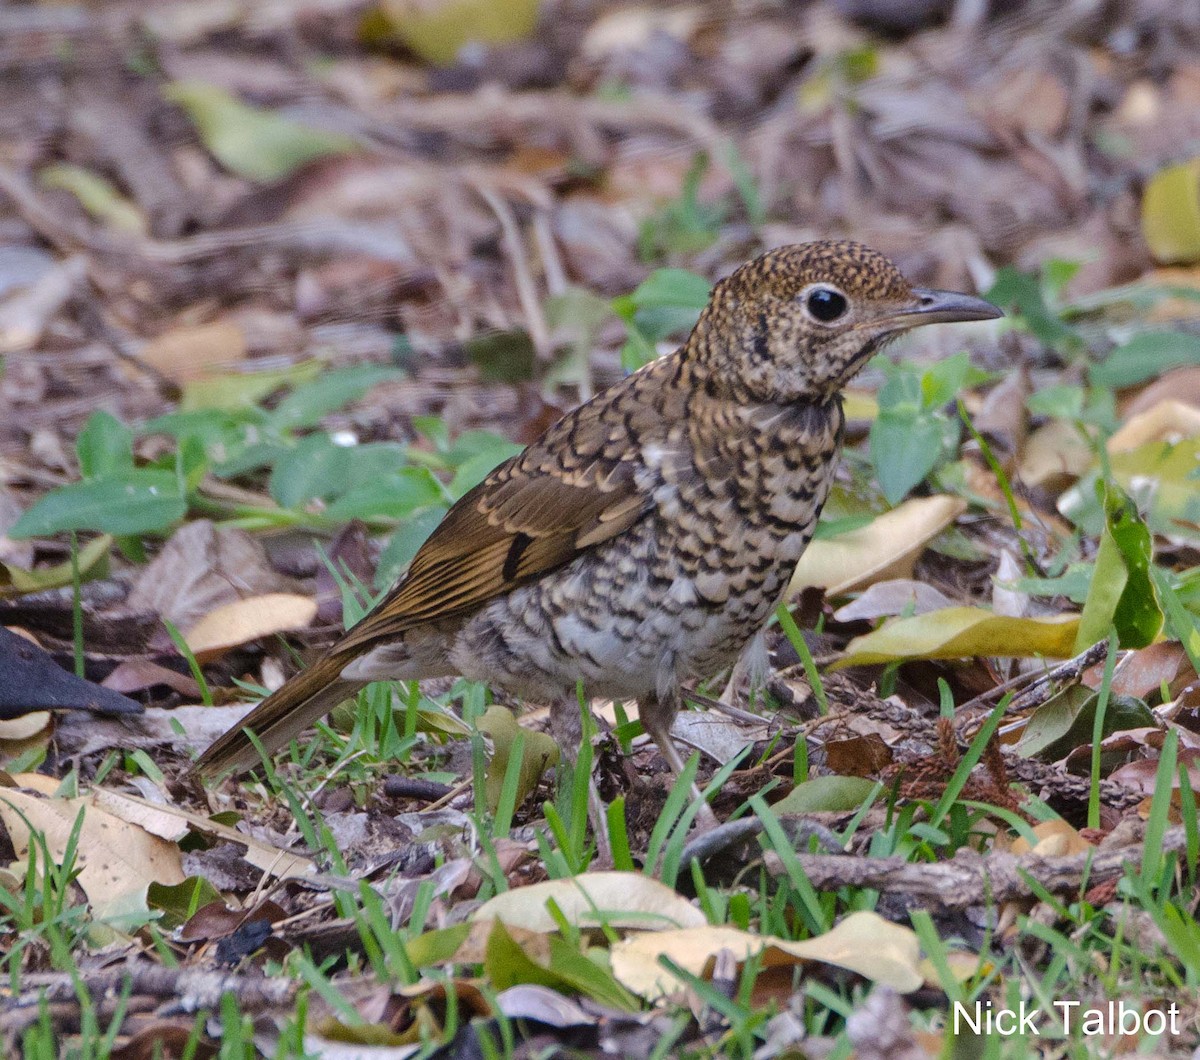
{"left": 474, "top": 181, "right": 553, "bottom": 361}
{"left": 751, "top": 825, "right": 1185, "bottom": 908}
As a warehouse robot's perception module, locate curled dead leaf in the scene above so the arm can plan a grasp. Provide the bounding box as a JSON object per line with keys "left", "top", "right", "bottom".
{"left": 183, "top": 592, "right": 318, "bottom": 663}
{"left": 610, "top": 912, "right": 923, "bottom": 1001}
{"left": 474, "top": 871, "right": 706, "bottom": 933}
{"left": 790, "top": 495, "right": 966, "bottom": 597}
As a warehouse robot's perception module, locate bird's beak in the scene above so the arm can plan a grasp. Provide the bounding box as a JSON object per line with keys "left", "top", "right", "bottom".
{"left": 892, "top": 288, "right": 1004, "bottom": 327}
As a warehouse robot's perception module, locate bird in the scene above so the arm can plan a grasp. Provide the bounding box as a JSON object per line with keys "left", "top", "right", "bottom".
{"left": 193, "top": 240, "right": 1000, "bottom": 794}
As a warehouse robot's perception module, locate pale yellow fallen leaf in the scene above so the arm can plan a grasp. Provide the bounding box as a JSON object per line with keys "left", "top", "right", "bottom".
{"left": 381, "top": 0, "right": 540, "bottom": 65}
{"left": 0, "top": 788, "right": 184, "bottom": 913}
{"left": 183, "top": 592, "right": 318, "bottom": 663}
{"left": 140, "top": 319, "right": 247, "bottom": 384}
{"left": 1018, "top": 419, "right": 1094, "bottom": 491}
{"left": 611, "top": 925, "right": 760, "bottom": 1000}
{"left": 1108, "top": 399, "right": 1200, "bottom": 453}
{"left": 0, "top": 712, "right": 50, "bottom": 741}
{"left": 790, "top": 495, "right": 966, "bottom": 598}
{"left": 836, "top": 607, "right": 1080, "bottom": 668}
{"left": 611, "top": 911, "right": 923, "bottom": 1001}
{"left": 1009, "top": 819, "right": 1093, "bottom": 857}
{"left": 474, "top": 871, "right": 706, "bottom": 934}
{"left": 919, "top": 949, "right": 988, "bottom": 991}
{"left": 9, "top": 772, "right": 60, "bottom": 794}
{"left": 85, "top": 789, "right": 316, "bottom": 879}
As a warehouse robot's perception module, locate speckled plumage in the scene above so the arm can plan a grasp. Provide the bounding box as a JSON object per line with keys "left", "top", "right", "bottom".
{"left": 195, "top": 241, "right": 1000, "bottom": 779}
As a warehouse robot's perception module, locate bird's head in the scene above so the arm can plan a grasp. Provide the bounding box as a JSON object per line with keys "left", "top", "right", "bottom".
{"left": 691, "top": 240, "right": 1001, "bottom": 403}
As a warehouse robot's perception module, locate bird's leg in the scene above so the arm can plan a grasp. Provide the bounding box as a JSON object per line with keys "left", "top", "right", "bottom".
{"left": 549, "top": 695, "right": 612, "bottom": 866}
{"left": 638, "top": 690, "right": 719, "bottom": 831}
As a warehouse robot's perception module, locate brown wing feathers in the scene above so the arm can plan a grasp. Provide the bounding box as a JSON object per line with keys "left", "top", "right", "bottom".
{"left": 193, "top": 437, "right": 652, "bottom": 776}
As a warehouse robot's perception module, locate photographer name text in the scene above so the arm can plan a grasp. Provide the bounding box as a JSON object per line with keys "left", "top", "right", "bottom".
{"left": 953, "top": 1000, "right": 1180, "bottom": 1037}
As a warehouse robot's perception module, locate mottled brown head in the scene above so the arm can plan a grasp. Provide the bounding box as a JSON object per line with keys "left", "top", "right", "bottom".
{"left": 690, "top": 240, "right": 1000, "bottom": 402}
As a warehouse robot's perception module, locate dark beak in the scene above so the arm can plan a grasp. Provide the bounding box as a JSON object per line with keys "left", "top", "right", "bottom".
{"left": 895, "top": 288, "right": 1004, "bottom": 327}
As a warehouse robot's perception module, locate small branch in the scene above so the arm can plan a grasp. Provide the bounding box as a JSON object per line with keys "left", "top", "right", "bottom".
{"left": 757, "top": 825, "right": 1185, "bottom": 908}
{"left": 474, "top": 181, "right": 553, "bottom": 361}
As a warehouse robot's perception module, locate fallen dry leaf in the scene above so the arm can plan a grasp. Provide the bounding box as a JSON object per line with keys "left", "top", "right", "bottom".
{"left": 90, "top": 788, "right": 316, "bottom": 879}
{"left": 836, "top": 608, "right": 1080, "bottom": 668}
{"left": 610, "top": 911, "right": 923, "bottom": 1001}
{"left": 183, "top": 592, "right": 318, "bottom": 663}
{"left": 1018, "top": 418, "right": 1094, "bottom": 491}
{"left": 1107, "top": 399, "right": 1200, "bottom": 452}
{"left": 790, "top": 495, "right": 966, "bottom": 597}
{"left": 474, "top": 871, "right": 706, "bottom": 934}
{"left": 0, "top": 787, "right": 185, "bottom": 915}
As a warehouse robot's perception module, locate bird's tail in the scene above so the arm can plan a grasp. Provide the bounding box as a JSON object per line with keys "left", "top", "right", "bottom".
{"left": 192, "top": 651, "right": 366, "bottom": 777}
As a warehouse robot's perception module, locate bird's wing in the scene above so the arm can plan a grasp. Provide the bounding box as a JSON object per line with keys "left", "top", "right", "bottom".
{"left": 336, "top": 410, "right": 655, "bottom": 654}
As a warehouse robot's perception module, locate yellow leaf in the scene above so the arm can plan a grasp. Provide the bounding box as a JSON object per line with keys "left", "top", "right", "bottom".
{"left": 1108, "top": 399, "right": 1200, "bottom": 452}
{"left": 379, "top": 0, "right": 541, "bottom": 66}
{"left": 166, "top": 82, "right": 359, "bottom": 183}
{"left": 39, "top": 164, "right": 147, "bottom": 235}
{"left": 183, "top": 592, "right": 318, "bottom": 663}
{"left": 474, "top": 871, "right": 706, "bottom": 934}
{"left": 140, "top": 320, "right": 247, "bottom": 384}
{"left": 0, "top": 712, "right": 50, "bottom": 741}
{"left": 475, "top": 705, "right": 559, "bottom": 813}
{"left": 1142, "top": 159, "right": 1200, "bottom": 264}
{"left": 836, "top": 607, "right": 1080, "bottom": 668}
{"left": 610, "top": 912, "right": 923, "bottom": 1001}
{"left": 1009, "top": 819, "right": 1094, "bottom": 858}
{"left": 1018, "top": 419, "right": 1094, "bottom": 491}
{"left": 85, "top": 789, "right": 315, "bottom": 879}
{"left": 0, "top": 535, "right": 111, "bottom": 599}
{"left": 790, "top": 496, "right": 965, "bottom": 597}
{"left": 0, "top": 788, "right": 184, "bottom": 914}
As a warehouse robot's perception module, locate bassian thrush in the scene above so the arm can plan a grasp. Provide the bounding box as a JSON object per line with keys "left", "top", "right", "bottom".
{"left": 195, "top": 241, "right": 1001, "bottom": 792}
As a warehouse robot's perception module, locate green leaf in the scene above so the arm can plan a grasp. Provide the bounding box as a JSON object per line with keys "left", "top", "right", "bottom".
{"left": 1017, "top": 686, "right": 1155, "bottom": 760}
{"left": 620, "top": 326, "right": 657, "bottom": 372}
{"left": 1074, "top": 482, "right": 1163, "bottom": 651}
{"left": 76, "top": 411, "right": 133, "bottom": 479}
{"left": 179, "top": 361, "right": 321, "bottom": 412}
{"left": 269, "top": 365, "right": 403, "bottom": 430}
{"left": 1041, "top": 258, "right": 1082, "bottom": 300}
{"left": 615, "top": 268, "right": 710, "bottom": 369}
{"left": 771, "top": 775, "right": 879, "bottom": 814}
{"left": 444, "top": 430, "right": 522, "bottom": 469}
{"left": 627, "top": 268, "right": 712, "bottom": 311}
{"left": 1090, "top": 331, "right": 1200, "bottom": 388}
{"left": 268, "top": 434, "right": 351, "bottom": 509}
{"left": 920, "top": 352, "right": 972, "bottom": 409}
{"left": 324, "top": 467, "right": 444, "bottom": 521}
{"left": 482, "top": 919, "right": 637, "bottom": 1010}
{"left": 10, "top": 471, "right": 185, "bottom": 537}
{"left": 464, "top": 329, "right": 536, "bottom": 384}
{"left": 1026, "top": 384, "right": 1085, "bottom": 419}
{"left": 870, "top": 409, "right": 944, "bottom": 505}
{"left": 987, "top": 266, "right": 1077, "bottom": 347}
{"left": 1012, "top": 564, "right": 1094, "bottom": 604}
{"left": 164, "top": 81, "right": 358, "bottom": 183}
{"left": 449, "top": 450, "right": 514, "bottom": 499}
{"left": 147, "top": 877, "right": 223, "bottom": 930}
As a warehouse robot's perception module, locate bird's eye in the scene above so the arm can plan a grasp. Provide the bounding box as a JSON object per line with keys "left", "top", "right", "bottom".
{"left": 805, "top": 286, "right": 848, "bottom": 323}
